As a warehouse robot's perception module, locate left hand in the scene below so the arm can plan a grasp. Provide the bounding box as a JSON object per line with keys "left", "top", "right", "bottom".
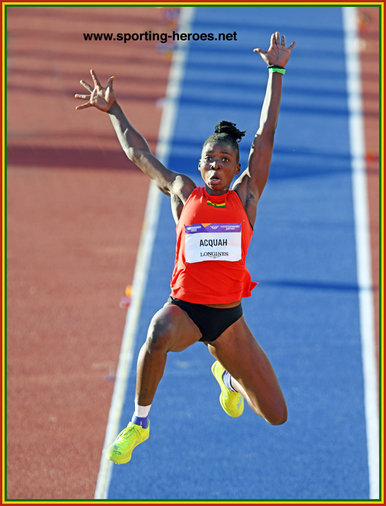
{"left": 254, "top": 32, "right": 296, "bottom": 68}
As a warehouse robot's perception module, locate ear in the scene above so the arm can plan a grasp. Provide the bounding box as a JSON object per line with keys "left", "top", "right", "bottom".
{"left": 235, "top": 163, "right": 241, "bottom": 175}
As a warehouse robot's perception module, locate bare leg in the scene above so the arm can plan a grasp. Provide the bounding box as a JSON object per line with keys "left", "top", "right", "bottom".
{"left": 135, "top": 304, "right": 202, "bottom": 406}
{"left": 106, "top": 303, "right": 202, "bottom": 464}
{"left": 207, "top": 316, "right": 287, "bottom": 425}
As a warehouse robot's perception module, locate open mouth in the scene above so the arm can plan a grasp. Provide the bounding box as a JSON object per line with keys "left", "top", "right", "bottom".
{"left": 208, "top": 172, "right": 221, "bottom": 184}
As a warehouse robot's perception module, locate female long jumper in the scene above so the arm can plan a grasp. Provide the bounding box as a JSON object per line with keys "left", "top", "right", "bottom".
{"left": 75, "top": 32, "right": 295, "bottom": 465}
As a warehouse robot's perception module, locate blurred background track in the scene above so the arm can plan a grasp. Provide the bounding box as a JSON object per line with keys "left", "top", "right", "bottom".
{"left": 6, "top": 6, "right": 178, "bottom": 499}
{"left": 5, "top": 4, "right": 379, "bottom": 500}
{"left": 103, "top": 6, "right": 380, "bottom": 500}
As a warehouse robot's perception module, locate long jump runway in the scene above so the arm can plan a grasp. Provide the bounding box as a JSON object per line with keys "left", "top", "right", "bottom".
{"left": 97, "top": 6, "right": 379, "bottom": 501}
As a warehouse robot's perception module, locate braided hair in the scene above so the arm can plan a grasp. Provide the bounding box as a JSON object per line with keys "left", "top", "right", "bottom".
{"left": 202, "top": 120, "right": 246, "bottom": 161}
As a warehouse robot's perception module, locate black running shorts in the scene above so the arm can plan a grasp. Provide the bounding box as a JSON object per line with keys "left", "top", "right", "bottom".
{"left": 167, "top": 296, "right": 243, "bottom": 343}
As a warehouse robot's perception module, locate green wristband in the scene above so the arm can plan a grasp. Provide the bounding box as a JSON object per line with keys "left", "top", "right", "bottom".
{"left": 268, "top": 67, "right": 286, "bottom": 75}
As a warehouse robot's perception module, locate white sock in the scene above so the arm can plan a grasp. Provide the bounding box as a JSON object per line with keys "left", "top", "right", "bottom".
{"left": 134, "top": 402, "right": 152, "bottom": 418}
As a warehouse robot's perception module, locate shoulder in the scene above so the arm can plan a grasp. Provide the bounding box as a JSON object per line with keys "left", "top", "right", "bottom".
{"left": 170, "top": 173, "right": 197, "bottom": 204}
{"left": 169, "top": 175, "right": 198, "bottom": 224}
{"left": 232, "top": 172, "right": 260, "bottom": 228}
{"left": 232, "top": 171, "right": 260, "bottom": 207}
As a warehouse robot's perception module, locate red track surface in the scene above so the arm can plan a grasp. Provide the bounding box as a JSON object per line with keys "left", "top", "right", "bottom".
{"left": 357, "top": 7, "right": 380, "bottom": 361}
{"left": 4, "top": 5, "right": 380, "bottom": 500}
{"left": 6, "top": 6, "right": 176, "bottom": 499}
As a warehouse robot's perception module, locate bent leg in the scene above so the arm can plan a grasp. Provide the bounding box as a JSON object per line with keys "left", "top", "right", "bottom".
{"left": 207, "top": 316, "right": 287, "bottom": 425}
{"left": 135, "top": 303, "right": 202, "bottom": 406}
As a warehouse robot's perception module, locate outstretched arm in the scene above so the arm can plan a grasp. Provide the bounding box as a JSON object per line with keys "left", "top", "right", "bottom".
{"left": 233, "top": 33, "right": 295, "bottom": 227}
{"left": 74, "top": 70, "right": 195, "bottom": 199}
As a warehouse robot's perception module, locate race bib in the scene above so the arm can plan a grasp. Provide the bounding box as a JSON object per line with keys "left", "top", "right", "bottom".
{"left": 184, "top": 223, "right": 241, "bottom": 263}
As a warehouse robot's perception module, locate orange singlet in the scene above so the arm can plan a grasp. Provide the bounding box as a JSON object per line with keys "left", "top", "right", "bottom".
{"left": 170, "top": 186, "right": 257, "bottom": 304}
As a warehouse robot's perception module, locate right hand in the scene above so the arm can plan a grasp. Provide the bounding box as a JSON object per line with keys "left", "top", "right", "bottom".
{"left": 74, "top": 69, "right": 116, "bottom": 112}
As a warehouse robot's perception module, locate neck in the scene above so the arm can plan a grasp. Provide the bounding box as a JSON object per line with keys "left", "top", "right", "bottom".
{"left": 204, "top": 185, "right": 230, "bottom": 196}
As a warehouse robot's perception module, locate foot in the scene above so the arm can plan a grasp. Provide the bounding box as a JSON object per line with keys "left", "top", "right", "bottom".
{"left": 106, "top": 422, "right": 150, "bottom": 464}
{"left": 211, "top": 361, "right": 244, "bottom": 417}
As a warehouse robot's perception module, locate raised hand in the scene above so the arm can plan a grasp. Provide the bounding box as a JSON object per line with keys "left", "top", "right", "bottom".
{"left": 74, "top": 69, "right": 116, "bottom": 112}
{"left": 253, "top": 32, "right": 296, "bottom": 68}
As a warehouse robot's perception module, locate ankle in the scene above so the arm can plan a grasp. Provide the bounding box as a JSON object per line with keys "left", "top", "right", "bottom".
{"left": 131, "top": 402, "right": 151, "bottom": 428}
{"left": 131, "top": 415, "right": 149, "bottom": 429}
{"left": 222, "top": 370, "right": 238, "bottom": 392}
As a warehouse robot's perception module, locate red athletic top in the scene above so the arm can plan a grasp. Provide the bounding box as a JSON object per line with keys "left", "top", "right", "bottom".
{"left": 170, "top": 186, "right": 257, "bottom": 304}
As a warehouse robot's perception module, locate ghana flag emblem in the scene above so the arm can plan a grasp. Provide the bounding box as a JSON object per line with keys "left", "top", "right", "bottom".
{"left": 207, "top": 200, "right": 226, "bottom": 208}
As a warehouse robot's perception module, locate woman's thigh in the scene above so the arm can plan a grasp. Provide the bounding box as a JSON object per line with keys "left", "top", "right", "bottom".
{"left": 147, "top": 302, "right": 203, "bottom": 352}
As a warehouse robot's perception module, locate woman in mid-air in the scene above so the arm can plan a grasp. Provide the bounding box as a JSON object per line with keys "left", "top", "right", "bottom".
{"left": 75, "top": 31, "right": 295, "bottom": 464}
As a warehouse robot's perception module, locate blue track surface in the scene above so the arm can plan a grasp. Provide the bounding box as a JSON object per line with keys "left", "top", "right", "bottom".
{"left": 107, "top": 6, "right": 371, "bottom": 500}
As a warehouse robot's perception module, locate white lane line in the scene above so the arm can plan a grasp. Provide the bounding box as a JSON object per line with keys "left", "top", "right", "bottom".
{"left": 343, "top": 6, "right": 379, "bottom": 500}
{"left": 94, "top": 7, "right": 195, "bottom": 500}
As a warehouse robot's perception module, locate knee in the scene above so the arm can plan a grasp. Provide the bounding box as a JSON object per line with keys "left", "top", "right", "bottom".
{"left": 266, "top": 403, "right": 288, "bottom": 426}
{"left": 146, "top": 315, "right": 174, "bottom": 352}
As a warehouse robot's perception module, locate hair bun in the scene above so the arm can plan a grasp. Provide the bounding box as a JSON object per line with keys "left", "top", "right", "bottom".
{"left": 214, "top": 120, "right": 246, "bottom": 143}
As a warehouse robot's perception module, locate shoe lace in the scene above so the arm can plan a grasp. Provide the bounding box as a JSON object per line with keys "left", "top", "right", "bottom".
{"left": 118, "top": 424, "right": 139, "bottom": 441}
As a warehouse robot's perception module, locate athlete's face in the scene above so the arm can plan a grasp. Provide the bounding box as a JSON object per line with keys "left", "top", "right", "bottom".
{"left": 198, "top": 142, "right": 241, "bottom": 195}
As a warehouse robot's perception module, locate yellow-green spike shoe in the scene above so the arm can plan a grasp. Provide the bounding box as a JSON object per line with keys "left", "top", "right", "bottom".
{"left": 211, "top": 361, "right": 244, "bottom": 417}
{"left": 106, "top": 421, "right": 150, "bottom": 464}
